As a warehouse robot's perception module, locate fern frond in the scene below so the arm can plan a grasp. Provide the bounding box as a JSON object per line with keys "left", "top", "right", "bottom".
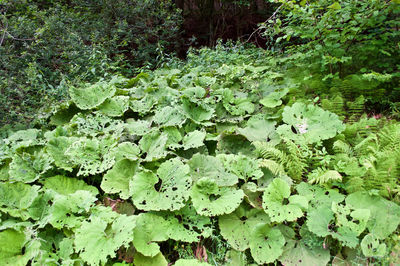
{"left": 333, "top": 140, "right": 352, "bottom": 154}
{"left": 259, "top": 159, "right": 286, "bottom": 177}
{"left": 308, "top": 168, "right": 342, "bottom": 185}
{"left": 254, "top": 141, "right": 287, "bottom": 164}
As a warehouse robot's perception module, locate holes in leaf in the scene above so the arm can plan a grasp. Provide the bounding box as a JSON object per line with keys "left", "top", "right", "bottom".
{"left": 264, "top": 236, "right": 269, "bottom": 241}
{"left": 209, "top": 194, "right": 221, "bottom": 202}
{"left": 183, "top": 224, "right": 190, "bottom": 230}
{"left": 154, "top": 179, "right": 163, "bottom": 192}
{"left": 240, "top": 216, "right": 248, "bottom": 222}
{"left": 325, "top": 191, "right": 330, "bottom": 195}
{"left": 346, "top": 214, "right": 352, "bottom": 221}
{"left": 21, "top": 246, "right": 26, "bottom": 255}
{"left": 141, "top": 200, "right": 147, "bottom": 205}
{"left": 172, "top": 186, "right": 178, "bottom": 191}
{"left": 291, "top": 125, "right": 298, "bottom": 134}
{"left": 282, "top": 198, "right": 289, "bottom": 205}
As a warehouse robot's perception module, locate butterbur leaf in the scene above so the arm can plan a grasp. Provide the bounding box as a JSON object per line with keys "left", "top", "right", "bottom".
{"left": 130, "top": 95, "right": 157, "bottom": 115}
{"left": 0, "top": 229, "right": 31, "bottom": 266}
{"left": 132, "top": 213, "right": 169, "bottom": 257}
{"left": 65, "top": 137, "right": 116, "bottom": 176}
{"left": 249, "top": 224, "right": 286, "bottom": 264}
{"left": 276, "top": 103, "right": 345, "bottom": 143}
{"left": 361, "top": 234, "right": 386, "bottom": 257}
{"left": 0, "top": 182, "right": 39, "bottom": 220}
{"left": 279, "top": 240, "right": 330, "bottom": 266}
{"left": 101, "top": 159, "right": 138, "bottom": 200}
{"left": 49, "top": 190, "right": 97, "bottom": 229}
{"left": 134, "top": 252, "right": 168, "bottom": 266}
{"left": 221, "top": 89, "right": 255, "bottom": 116}
{"left": 191, "top": 178, "right": 244, "bottom": 216}
{"left": 332, "top": 202, "right": 370, "bottom": 236}
{"left": 219, "top": 204, "right": 270, "bottom": 251}
{"left": 46, "top": 136, "right": 77, "bottom": 171}
{"left": 98, "top": 96, "right": 129, "bottom": 117}
{"left": 306, "top": 206, "right": 334, "bottom": 237}
{"left": 217, "top": 154, "right": 263, "bottom": 181}
{"left": 182, "top": 130, "right": 206, "bottom": 150}
{"left": 139, "top": 130, "right": 169, "bottom": 161}
{"left": 262, "top": 178, "right": 308, "bottom": 222}
{"left": 236, "top": 116, "right": 277, "bottom": 142}
{"left": 182, "top": 98, "right": 214, "bottom": 123}
{"left": 162, "top": 204, "right": 212, "bottom": 243}
{"left": 114, "top": 142, "right": 140, "bottom": 161}
{"left": 296, "top": 182, "right": 345, "bottom": 209}
{"left": 74, "top": 207, "right": 136, "bottom": 265}
{"left": 43, "top": 175, "right": 98, "bottom": 196}
{"left": 346, "top": 191, "right": 400, "bottom": 239}
{"left": 69, "top": 81, "right": 116, "bottom": 110}
{"left": 188, "top": 154, "right": 238, "bottom": 186}
{"left": 125, "top": 119, "right": 152, "bottom": 136}
{"left": 224, "top": 250, "right": 248, "bottom": 266}
{"left": 130, "top": 158, "right": 191, "bottom": 211}
{"left": 9, "top": 151, "right": 53, "bottom": 183}
{"left": 260, "top": 88, "right": 289, "bottom": 108}
{"left": 153, "top": 106, "right": 186, "bottom": 127}
{"left": 69, "top": 113, "right": 124, "bottom": 138}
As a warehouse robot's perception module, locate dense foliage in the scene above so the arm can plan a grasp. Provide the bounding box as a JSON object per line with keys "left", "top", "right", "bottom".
{"left": 0, "top": 0, "right": 182, "bottom": 125}
{"left": 1, "top": 44, "right": 400, "bottom": 265}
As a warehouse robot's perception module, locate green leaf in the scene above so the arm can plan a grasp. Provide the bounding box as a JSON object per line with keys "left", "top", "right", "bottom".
{"left": 188, "top": 154, "right": 238, "bottom": 186}
{"left": 69, "top": 81, "right": 116, "bottom": 110}
{"left": 139, "top": 130, "right": 169, "bottom": 161}
{"left": 236, "top": 116, "right": 277, "bottom": 142}
{"left": 134, "top": 252, "right": 168, "bottom": 266}
{"left": 130, "top": 158, "right": 191, "bottom": 211}
{"left": 46, "top": 136, "right": 77, "bottom": 172}
{"left": 279, "top": 240, "right": 330, "bottom": 266}
{"left": 306, "top": 206, "right": 334, "bottom": 237}
{"left": 74, "top": 207, "right": 136, "bottom": 265}
{"left": 0, "top": 182, "right": 40, "bottom": 220}
{"left": 182, "top": 130, "right": 206, "bottom": 150}
{"left": 65, "top": 137, "right": 117, "bottom": 176}
{"left": 162, "top": 204, "right": 212, "bottom": 243}
{"left": 296, "top": 182, "right": 345, "bottom": 209}
{"left": 132, "top": 213, "right": 169, "bottom": 257}
{"left": 361, "top": 234, "right": 387, "bottom": 257}
{"left": 249, "top": 224, "right": 286, "bottom": 264}
{"left": 98, "top": 96, "right": 129, "bottom": 117}
{"left": 182, "top": 98, "right": 214, "bottom": 123}
{"left": 43, "top": 175, "right": 98, "bottom": 196}
{"left": 49, "top": 190, "right": 97, "bottom": 229}
{"left": 191, "top": 178, "right": 244, "bottom": 216}
{"left": 276, "top": 103, "right": 345, "bottom": 143}
{"left": 130, "top": 95, "right": 157, "bottom": 115}
{"left": 262, "top": 178, "right": 308, "bottom": 222}
{"left": 153, "top": 106, "right": 186, "bottom": 127}
{"left": 328, "top": 2, "right": 341, "bottom": 9}
{"left": 346, "top": 191, "right": 400, "bottom": 239}
{"left": 0, "top": 230, "right": 37, "bottom": 266}
{"left": 219, "top": 204, "right": 270, "bottom": 251}
{"left": 114, "top": 142, "right": 141, "bottom": 161}
{"left": 260, "top": 88, "right": 289, "bottom": 108}
{"left": 218, "top": 154, "right": 263, "bottom": 181}
{"left": 101, "top": 159, "right": 138, "bottom": 200}
{"left": 125, "top": 119, "right": 153, "bottom": 136}
{"left": 9, "top": 151, "right": 53, "bottom": 183}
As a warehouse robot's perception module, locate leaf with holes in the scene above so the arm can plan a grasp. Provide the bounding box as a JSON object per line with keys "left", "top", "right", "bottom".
{"left": 219, "top": 204, "right": 270, "bottom": 251}
{"left": 69, "top": 82, "right": 116, "bottom": 110}
{"left": 101, "top": 159, "right": 138, "bottom": 200}
{"left": 191, "top": 178, "right": 244, "bottom": 216}
{"left": 249, "top": 224, "right": 286, "bottom": 264}
{"left": 74, "top": 206, "right": 136, "bottom": 265}
{"left": 262, "top": 178, "right": 308, "bottom": 223}
{"left": 132, "top": 213, "right": 169, "bottom": 257}
{"left": 276, "top": 103, "right": 345, "bottom": 143}
{"left": 130, "top": 158, "right": 191, "bottom": 211}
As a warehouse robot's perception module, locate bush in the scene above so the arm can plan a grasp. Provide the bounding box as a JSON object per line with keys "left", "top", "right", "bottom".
{"left": 0, "top": 0, "right": 182, "bottom": 126}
